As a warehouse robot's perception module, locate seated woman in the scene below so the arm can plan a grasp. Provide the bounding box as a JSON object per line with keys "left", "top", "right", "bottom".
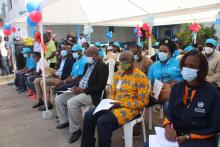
{"left": 143, "top": 50, "right": 220, "bottom": 147}
{"left": 148, "top": 39, "right": 183, "bottom": 107}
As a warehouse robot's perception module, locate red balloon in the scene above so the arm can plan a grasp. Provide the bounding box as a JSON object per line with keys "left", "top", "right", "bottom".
{"left": 188, "top": 23, "right": 201, "bottom": 33}
{"left": 142, "top": 23, "right": 150, "bottom": 31}
{"left": 11, "top": 27, "right": 16, "bottom": 33}
{"left": 3, "top": 29, "right": 11, "bottom": 36}
{"left": 30, "top": 11, "right": 42, "bottom": 23}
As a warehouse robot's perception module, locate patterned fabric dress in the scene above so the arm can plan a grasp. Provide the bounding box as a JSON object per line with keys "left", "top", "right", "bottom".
{"left": 111, "top": 68, "right": 150, "bottom": 125}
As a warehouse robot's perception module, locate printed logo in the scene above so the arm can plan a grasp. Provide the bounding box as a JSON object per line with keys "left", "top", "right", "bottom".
{"left": 197, "top": 102, "right": 204, "bottom": 109}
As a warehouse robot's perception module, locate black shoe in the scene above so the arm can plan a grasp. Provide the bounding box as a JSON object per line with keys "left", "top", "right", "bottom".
{"left": 32, "top": 100, "right": 44, "bottom": 108}
{"left": 56, "top": 123, "right": 69, "bottom": 129}
{"left": 18, "top": 89, "right": 26, "bottom": 93}
{"left": 38, "top": 103, "right": 53, "bottom": 111}
{"left": 68, "top": 129, "right": 81, "bottom": 144}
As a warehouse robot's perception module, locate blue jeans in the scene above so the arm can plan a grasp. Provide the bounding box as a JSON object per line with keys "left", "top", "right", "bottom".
{"left": 1, "top": 56, "right": 9, "bottom": 76}
{"left": 81, "top": 109, "right": 120, "bottom": 147}
{"left": 27, "top": 74, "right": 41, "bottom": 92}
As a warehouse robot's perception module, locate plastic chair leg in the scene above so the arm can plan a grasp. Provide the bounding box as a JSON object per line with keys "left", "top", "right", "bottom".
{"left": 123, "top": 123, "right": 134, "bottom": 147}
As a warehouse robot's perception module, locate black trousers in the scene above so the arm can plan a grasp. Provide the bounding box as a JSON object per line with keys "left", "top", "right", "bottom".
{"left": 81, "top": 109, "right": 120, "bottom": 147}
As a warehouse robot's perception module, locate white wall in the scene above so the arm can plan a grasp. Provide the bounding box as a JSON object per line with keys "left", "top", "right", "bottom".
{"left": 44, "top": 25, "right": 136, "bottom": 43}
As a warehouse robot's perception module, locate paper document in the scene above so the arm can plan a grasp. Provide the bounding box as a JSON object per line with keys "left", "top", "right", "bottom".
{"left": 153, "top": 79, "right": 164, "bottom": 100}
{"left": 155, "top": 127, "right": 179, "bottom": 147}
{"left": 93, "top": 99, "right": 117, "bottom": 115}
{"left": 149, "top": 135, "right": 162, "bottom": 147}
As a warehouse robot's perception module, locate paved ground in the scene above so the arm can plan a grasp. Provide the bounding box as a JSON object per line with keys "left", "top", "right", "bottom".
{"left": 0, "top": 83, "right": 163, "bottom": 147}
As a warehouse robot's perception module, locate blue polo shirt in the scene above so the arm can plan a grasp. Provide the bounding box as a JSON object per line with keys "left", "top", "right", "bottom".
{"left": 26, "top": 55, "right": 36, "bottom": 70}
{"left": 172, "top": 50, "right": 181, "bottom": 59}
{"left": 148, "top": 58, "right": 183, "bottom": 83}
{"left": 71, "top": 56, "right": 87, "bottom": 78}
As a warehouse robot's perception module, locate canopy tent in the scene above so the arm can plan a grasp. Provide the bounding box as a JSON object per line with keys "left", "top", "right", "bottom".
{"left": 12, "top": 0, "right": 220, "bottom": 26}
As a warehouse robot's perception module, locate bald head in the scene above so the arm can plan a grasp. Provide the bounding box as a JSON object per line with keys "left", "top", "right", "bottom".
{"left": 119, "top": 51, "right": 134, "bottom": 62}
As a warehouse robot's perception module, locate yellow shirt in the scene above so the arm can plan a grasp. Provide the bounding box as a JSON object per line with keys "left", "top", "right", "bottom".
{"left": 111, "top": 68, "right": 150, "bottom": 125}
{"left": 45, "top": 40, "right": 57, "bottom": 64}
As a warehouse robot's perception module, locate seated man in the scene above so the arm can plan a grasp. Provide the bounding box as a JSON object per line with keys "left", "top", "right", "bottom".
{"left": 26, "top": 52, "right": 49, "bottom": 99}
{"left": 32, "top": 49, "right": 74, "bottom": 111}
{"left": 81, "top": 51, "right": 150, "bottom": 147}
{"left": 55, "top": 46, "right": 108, "bottom": 144}
{"left": 15, "top": 47, "right": 36, "bottom": 93}
{"left": 55, "top": 44, "right": 87, "bottom": 93}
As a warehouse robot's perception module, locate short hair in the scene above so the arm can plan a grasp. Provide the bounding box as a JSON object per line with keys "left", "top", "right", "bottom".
{"left": 159, "top": 38, "right": 176, "bottom": 56}
{"left": 32, "top": 52, "right": 41, "bottom": 58}
{"left": 180, "top": 50, "right": 208, "bottom": 84}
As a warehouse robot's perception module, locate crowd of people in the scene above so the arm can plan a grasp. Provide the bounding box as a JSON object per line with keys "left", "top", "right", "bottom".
{"left": 13, "top": 30, "right": 220, "bottom": 147}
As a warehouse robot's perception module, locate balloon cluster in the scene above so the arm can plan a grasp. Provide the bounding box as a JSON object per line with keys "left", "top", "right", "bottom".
{"left": 142, "top": 15, "right": 154, "bottom": 39}
{"left": 142, "top": 23, "right": 151, "bottom": 38}
{"left": 188, "top": 23, "right": 201, "bottom": 33}
{"left": 188, "top": 23, "right": 201, "bottom": 44}
{"left": 106, "top": 31, "right": 113, "bottom": 39}
{"left": 83, "top": 25, "right": 93, "bottom": 35}
{"left": 26, "top": 1, "right": 42, "bottom": 27}
{"left": 3, "top": 23, "right": 17, "bottom": 36}
{"left": 133, "top": 25, "right": 142, "bottom": 38}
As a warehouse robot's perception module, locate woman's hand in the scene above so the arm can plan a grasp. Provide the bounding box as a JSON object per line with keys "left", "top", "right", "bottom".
{"left": 177, "top": 136, "right": 187, "bottom": 145}
{"left": 165, "top": 125, "right": 177, "bottom": 142}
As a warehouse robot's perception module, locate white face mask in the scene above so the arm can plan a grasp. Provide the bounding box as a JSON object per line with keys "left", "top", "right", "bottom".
{"left": 134, "top": 55, "right": 139, "bottom": 61}
{"left": 204, "top": 47, "right": 214, "bottom": 55}
{"left": 181, "top": 67, "right": 199, "bottom": 81}
{"left": 86, "top": 57, "right": 94, "bottom": 64}
{"left": 72, "top": 53, "right": 79, "bottom": 59}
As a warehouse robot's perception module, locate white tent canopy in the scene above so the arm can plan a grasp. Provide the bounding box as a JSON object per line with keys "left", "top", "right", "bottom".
{"left": 13, "top": 0, "right": 220, "bottom": 26}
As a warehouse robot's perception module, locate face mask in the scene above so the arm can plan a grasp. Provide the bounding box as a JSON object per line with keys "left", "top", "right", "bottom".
{"left": 72, "top": 53, "right": 79, "bottom": 59}
{"left": 87, "top": 57, "right": 94, "bottom": 64}
{"left": 181, "top": 67, "right": 198, "bottom": 81}
{"left": 155, "top": 49, "right": 159, "bottom": 54}
{"left": 61, "top": 50, "right": 67, "bottom": 57}
{"left": 120, "top": 62, "right": 131, "bottom": 71}
{"left": 134, "top": 55, "right": 139, "bottom": 61}
{"left": 204, "top": 47, "right": 214, "bottom": 55}
{"left": 23, "top": 54, "right": 27, "bottom": 58}
{"left": 158, "top": 52, "right": 169, "bottom": 62}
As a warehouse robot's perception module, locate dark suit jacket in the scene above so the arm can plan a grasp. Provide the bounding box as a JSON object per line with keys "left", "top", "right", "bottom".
{"left": 83, "top": 60, "right": 109, "bottom": 106}
{"left": 57, "top": 55, "right": 75, "bottom": 80}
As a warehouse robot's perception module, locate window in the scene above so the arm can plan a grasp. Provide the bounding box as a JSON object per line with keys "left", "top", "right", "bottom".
{"left": 108, "top": 26, "right": 115, "bottom": 33}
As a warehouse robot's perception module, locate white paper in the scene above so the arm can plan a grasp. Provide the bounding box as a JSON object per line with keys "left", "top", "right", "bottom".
{"left": 149, "top": 135, "right": 162, "bottom": 147}
{"left": 93, "top": 99, "right": 117, "bottom": 115}
{"left": 153, "top": 79, "right": 164, "bottom": 100}
{"left": 155, "top": 127, "right": 179, "bottom": 147}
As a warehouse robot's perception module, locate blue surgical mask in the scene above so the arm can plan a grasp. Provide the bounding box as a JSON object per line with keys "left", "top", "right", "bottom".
{"left": 72, "top": 53, "right": 79, "bottom": 59}
{"left": 86, "top": 57, "right": 94, "bottom": 64}
{"left": 61, "top": 50, "right": 67, "bottom": 57}
{"left": 158, "top": 52, "right": 169, "bottom": 62}
{"left": 181, "top": 67, "right": 198, "bottom": 81}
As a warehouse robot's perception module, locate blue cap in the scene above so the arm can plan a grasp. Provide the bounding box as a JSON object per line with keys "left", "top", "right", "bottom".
{"left": 21, "top": 47, "right": 31, "bottom": 54}
{"left": 205, "top": 38, "right": 217, "bottom": 47}
{"left": 113, "top": 42, "right": 120, "bottom": 48}
{"left": 95, "top": 42, "right": 101, "bottom": 47}
{"left": 154, "top": 42, "right": 160, "bottom": 47}
{"left": 184, "top": 45, "right": 195, "bottom": 52}
{"left": 71, "top": 44, "right": 82, "bottom": 51}
{"left": 137, "top": 42, "right": 143, "bottom": 48}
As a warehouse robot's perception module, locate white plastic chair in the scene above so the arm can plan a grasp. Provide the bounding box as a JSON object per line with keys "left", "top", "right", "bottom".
{"left": 123, "top": 108, "right": 146, "bottom": 147}
{"left": 81, "top": 105, "right": 91, "bottom": 118}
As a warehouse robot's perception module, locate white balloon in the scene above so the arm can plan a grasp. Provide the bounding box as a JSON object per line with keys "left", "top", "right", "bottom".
{"left": 147, "top": 15, "right": 154, "bottom": 27}
{"left": 84, "top": 25, "right": 90, "bottom": 30}
{"left": 83, "top": 29, "right": 89, "bottom": 35}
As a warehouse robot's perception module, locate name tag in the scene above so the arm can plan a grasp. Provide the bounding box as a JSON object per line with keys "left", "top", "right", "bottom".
{"left": 117, "top": 80, "right": 122, "bottom": 89}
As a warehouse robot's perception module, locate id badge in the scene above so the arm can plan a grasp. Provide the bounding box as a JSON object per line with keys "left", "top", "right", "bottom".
{"left": 117, "top": 80, "right": 122, "bottom": 89}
